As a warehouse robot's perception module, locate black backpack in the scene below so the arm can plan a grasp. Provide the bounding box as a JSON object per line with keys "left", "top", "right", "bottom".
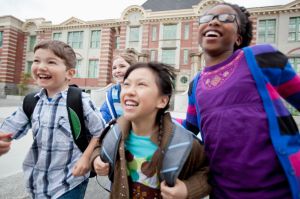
{"left": 22, "top": 86, "right": 96, "bottom": 177}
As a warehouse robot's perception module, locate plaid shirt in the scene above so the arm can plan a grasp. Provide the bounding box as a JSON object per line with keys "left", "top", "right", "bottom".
{"left": 0, "top": 89, "right": 104, "bottom": 199}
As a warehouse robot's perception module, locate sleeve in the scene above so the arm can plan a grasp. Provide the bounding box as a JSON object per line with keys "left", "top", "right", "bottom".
{"left": 0, "top": 107, "right": 31, "bottom": 139}
{"left": 179, "top": 140, "right": 211, "bottom": 198}
{"left": 99, "top": 87, "right": 115, "bottom": 123}
{"left": 82, "top": 92, "right": 105, "bottom": 137}
{"left": 99, "top": 98, "right": 113, "bottom": 123}
{"left": 276, "top": 62, "right": 300, "bottom": 111}
{"left": 257, "top": 47, "right": 300, "bottom": 111}
{"left": 90, "top": 141, "right": 101, "bottom": 171}
{"left": 181, "top": 75, "right": 201, "bottom": 135}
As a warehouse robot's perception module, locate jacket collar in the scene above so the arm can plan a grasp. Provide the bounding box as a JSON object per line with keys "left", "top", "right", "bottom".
{"left": 116, "top": 112, "right": 173, "bottom": 150}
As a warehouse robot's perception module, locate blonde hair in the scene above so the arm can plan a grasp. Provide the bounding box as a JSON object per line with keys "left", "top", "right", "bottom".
{"left": 113, "top": 48, "right": 138, "bottom": 66}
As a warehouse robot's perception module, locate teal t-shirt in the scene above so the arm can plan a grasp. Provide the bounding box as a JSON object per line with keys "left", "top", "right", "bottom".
{"left": 125, "top": 130, "right": 159, "bottom": 188}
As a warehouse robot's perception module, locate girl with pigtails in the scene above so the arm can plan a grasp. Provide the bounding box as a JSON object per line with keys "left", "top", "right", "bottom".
{"left": 91, "top": 62, "right": 211, "bottom": 199}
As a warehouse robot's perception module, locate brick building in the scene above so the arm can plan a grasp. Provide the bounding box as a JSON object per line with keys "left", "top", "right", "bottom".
{"left": 0, "top": 0, "right": 300, "bottom": 97}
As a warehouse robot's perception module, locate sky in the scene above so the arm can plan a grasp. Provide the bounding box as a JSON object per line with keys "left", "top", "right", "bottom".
{"left": 0, "top": 0, "right": 295, "bottom": 24}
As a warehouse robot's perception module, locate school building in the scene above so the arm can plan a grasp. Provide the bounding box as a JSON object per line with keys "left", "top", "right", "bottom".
{"left": 0, "top": 0, "right": 300, "bottom": 97}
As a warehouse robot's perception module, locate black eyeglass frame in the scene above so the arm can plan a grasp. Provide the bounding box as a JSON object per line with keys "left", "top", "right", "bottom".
{"left": 199, "top": 14, "right": 240, "bottom": 34}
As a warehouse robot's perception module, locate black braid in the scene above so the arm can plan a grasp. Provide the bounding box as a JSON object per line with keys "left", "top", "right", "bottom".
{"left": 157, "top": 114, "right": 164, "bottom": 148}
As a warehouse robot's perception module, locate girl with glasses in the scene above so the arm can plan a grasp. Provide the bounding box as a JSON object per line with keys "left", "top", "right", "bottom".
{"left": 181, "top": 2, "right": 300, "bottom": 198}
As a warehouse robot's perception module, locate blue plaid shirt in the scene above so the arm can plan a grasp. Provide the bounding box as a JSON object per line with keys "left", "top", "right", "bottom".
{"left": 0, "top": 89, "right": 104, "bottom": 198}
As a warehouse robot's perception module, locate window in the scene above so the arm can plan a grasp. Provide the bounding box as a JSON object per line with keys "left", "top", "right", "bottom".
{"left": 184, "top": 24, "right": 189, "bottom": 40}
{"left": 163, "top": 24, "right": 177, "bottom": 40}
{"left": 289, "top": 57, "right": 300, "bottom": 74}
{"left": 75, "top": 59, "right": 82, "bottom": 78}
{"left": 129, "top": 26, "right": 139, "bottom": 48}
{"left": 288, "top": 17, "right": 300, "bottom": 42}
{"left": 180, "top": 76, "right": 188, "bottom": 84}
{"left": 258, "top": 19, "right": 276, "bottom": 43}
{"left": 90, "top": 30, "right": 100, "bottom": 48}
{"left": 152, "top": 26, "right": 157, "bottom": 41}
{"left": 162, "top": 49, "right": 176, "bottom": 65}
{"left": 28, "top": 35, "right": 36, "bottom": 51}
{"left": 183, "top": 49, "right": 189, "bottom": 64}
{"left": 68, "top": 31, "right": 83, "bottom": 48}
{"left": 53, "top": 32, "right": 62, "bottom": 41}
{"left": 128, "top": 12, "right": 141, "bottom": 25}
{"left": 0, "top": 31, "right": 3, "bottom": 47}
{"left": 129, "top": 27, "right": 139, "bottom": 42}
{"left": 115, "top": 36, "right": 120, "bottom": 49}
{"left": 150, "top": 50, "right": 156, "bottom": 61}
{"left": 88, "top": 60, "right": 99, "bottom": 78}
{"left": 26, "top": 61, "right": 33, "bottom": 74}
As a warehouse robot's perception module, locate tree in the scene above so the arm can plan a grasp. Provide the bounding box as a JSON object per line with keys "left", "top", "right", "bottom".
{"left": 18, "top": 73, "right": 31, "bottom": 96}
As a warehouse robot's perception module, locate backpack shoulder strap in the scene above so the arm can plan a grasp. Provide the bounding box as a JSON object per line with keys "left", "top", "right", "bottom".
{"left": 99, "top": 119, "right": 121, "bottom": 182}
{"left": 67, "top": 86, "right": 89, "bottom": 153}
{"left": 160, "top": 123, "right": 194, "bottom": 187}
{"left": 23, "top": 92, "right": 39, "bottom": 120}
{"left": 67, "top": 87, "right": 97, "bottom": 178}
{"left": 99, "top": 120, "right": 194, "bottom": 186}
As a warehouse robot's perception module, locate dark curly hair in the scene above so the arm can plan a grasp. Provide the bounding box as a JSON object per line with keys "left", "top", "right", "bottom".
{"left": 219, "top": 2, "right": 253, "bottom": 50}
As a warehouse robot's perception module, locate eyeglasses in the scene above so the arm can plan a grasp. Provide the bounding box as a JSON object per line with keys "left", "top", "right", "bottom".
{"left": 199, "top": 14, "right": 237, "bottom": 24}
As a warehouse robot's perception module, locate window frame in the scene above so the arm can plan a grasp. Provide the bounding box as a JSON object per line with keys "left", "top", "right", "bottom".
{"left": 74, "top": 59, "right": 82, "bottom": 78}
{"left": 90, "top": 30, "right": 101, "bottom": 48}
{"left": 288, "top": 17, "right": 300, "bottom": 42}
{"left": 67, "top": 31, "right": 84, "bottom": 49}
{"left": 28, "top": 35, "right": 37, "bottom": 52}
{"left": 162, "top": 49, "right": 176, "bottom": 65}
{"left": 184, "top": 23, "right": 189, "bottom": 40}
{"left": 163, "top": 24, "right": 177, "bottom": 40}
{"left": 152, "top": 26, "right": 157, "bottom": 41}
{"left": 258, "top": 19, "right": 276, "bottom": 43}
{"left": 53, "top": 32, "right": 62, "bottom": 41}
{"left": 183, "top": 49, "right": 189, "bottom": 64}
{"left": 88, "top": 59, "right": 99, "bottom": 78}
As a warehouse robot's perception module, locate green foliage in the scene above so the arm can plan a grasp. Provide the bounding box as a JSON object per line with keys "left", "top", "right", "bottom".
{"left": 17, "top": 73, "right": 31, "bottom": 96}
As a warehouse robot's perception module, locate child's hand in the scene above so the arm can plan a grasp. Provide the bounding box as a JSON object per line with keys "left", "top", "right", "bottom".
{"left": 160, "top": 179, "right": 188, "bottom": 199}
{"left": 93, "top": 156, "right": 109, "bottom": 176}
{"left": 72, "top": 155, "right": 90, "bottom": 176}
{"left": 0, "top": 133, "right": 12, "bottom": 156}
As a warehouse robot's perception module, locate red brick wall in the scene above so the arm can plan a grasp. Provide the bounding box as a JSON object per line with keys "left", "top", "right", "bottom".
{"left": 0, "top": 28, "right": 20, "bottom": 84}
{"left": 37, "top": 30, "right": 52, "bottom": 41}
{"left": 98, "top": 27, "right": 115, "bottom": 86}
{"left": 14, "top": 30, "right": 25, "bottom": 83}
{"left": 179, "top": 21, "right": 191, "bottom": 70}
{"left": 149, "top": 23, "right": 159, "bottom": 49}
{"left": 119, "top": 25, "right": 127, "bottom": 50}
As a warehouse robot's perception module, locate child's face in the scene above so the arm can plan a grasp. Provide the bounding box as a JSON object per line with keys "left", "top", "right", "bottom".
{"left": 32, "top": 48, "right": 75, "bottom": 97}
{"left": 199, "top": 4, "right": 241, "bottom": 56}
{"left": 112, "top": 57, "right": 130, "bottom": 83}
{"left": 120, "top": 68, "right": 168, "bottom": 123}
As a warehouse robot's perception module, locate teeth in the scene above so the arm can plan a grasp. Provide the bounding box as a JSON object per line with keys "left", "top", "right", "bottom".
{"left": 125, "top": 100, "right": 138, "bottom": 106}
{"left": 205, "top": 31, "right": 220, "bottom": 37}
{"left": 38, "top": 74, "right": 51, "bottom": 79}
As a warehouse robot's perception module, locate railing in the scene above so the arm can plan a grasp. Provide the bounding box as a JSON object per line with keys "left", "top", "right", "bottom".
{"left": 90, "top": 83, "right": 114, "bottom": 108}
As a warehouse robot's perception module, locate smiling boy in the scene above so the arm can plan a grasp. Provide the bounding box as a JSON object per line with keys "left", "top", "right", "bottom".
{"left": 0, "top": 40, "right": 104, "bottom": 199}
